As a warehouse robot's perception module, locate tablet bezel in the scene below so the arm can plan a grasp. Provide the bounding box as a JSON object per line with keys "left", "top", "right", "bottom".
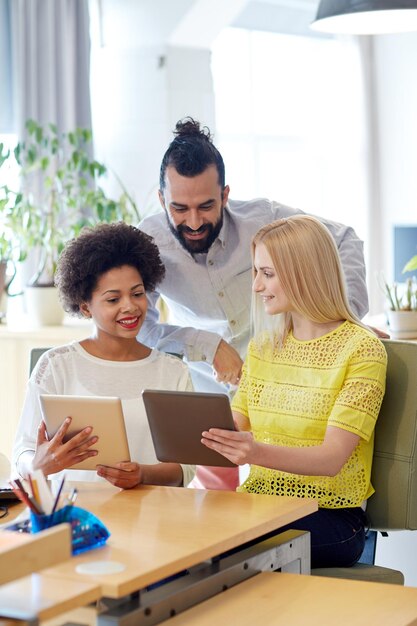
{"left": 39, "top": 394, "right": 131, "bottom": 471}
{"left": 142, "top": 389, "right": 237, "bottom": 467}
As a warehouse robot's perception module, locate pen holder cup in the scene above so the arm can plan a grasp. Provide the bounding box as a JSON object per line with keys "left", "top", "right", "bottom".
{"left": 30, "top": 505, "right": 111, "bottom": 555}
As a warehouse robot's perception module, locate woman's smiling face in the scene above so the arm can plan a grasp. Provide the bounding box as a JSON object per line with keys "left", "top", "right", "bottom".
{"left": 80, "top": 265, "right": 148, "bottom": 338}
{"left": 252, "top": 243, "right": 291, "bottom": 315}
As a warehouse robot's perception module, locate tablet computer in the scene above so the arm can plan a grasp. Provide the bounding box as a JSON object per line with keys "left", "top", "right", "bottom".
{"left": 142, "top": 389, "right": 237, "bottom": 467}
{"left": 39, "top": 395, "right": 131, "bottom": 471}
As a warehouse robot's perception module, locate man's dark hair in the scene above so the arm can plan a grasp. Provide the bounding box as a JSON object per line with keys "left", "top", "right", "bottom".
{"left": 55, "top": 222, "right": 165, "bottom": 316}
{"left": 159, "top": 117, "right": 225, "bottom": 190}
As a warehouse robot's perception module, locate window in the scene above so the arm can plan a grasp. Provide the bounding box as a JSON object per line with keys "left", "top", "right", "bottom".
{"left": 0, "top": 134, "right": 18, "bottom": 190}
{"left": 211, "top": 28, "right": 368, "bottom": 244}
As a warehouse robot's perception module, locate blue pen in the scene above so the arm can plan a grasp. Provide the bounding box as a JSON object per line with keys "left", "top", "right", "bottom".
{"left": 51, "top": 476, "right": 66, "bottom": 514}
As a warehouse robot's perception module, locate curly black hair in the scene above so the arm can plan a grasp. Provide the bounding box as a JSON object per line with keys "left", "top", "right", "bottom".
{"left": 159, "top": 117, "right": 225, "bottom": 190}
{"left": 55, "top": 222, "right": 165, "bottom": 316}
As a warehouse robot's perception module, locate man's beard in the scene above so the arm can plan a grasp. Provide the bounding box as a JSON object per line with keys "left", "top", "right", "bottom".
{"left": 166, "top": 213, "right": 224, "bottom": 254}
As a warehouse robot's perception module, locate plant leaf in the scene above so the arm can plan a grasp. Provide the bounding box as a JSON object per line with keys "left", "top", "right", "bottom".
{"left": 403, "top": 255, "right": 417, "bottom": 273}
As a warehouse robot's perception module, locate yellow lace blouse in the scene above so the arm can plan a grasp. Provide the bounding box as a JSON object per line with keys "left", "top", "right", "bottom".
{"left": 232, "top": 321, "right": 387, "bottom": 508}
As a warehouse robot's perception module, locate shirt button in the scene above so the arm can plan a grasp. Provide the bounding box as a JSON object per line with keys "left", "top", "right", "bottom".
{"left": 218, "top": 291, "right": 224, "bottom": 297}
{"left": 230, "top": 320, "right": 236, "bottom": 326}
{"left": 202, "top": 354, "right": 207, "bottom": 361}
{"left": 208, "top": 260, "right": 214, "bottom": 266}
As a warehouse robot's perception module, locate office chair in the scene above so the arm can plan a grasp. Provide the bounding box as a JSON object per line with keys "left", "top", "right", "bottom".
{"left": 29, "top": 347, "right": 49, "bottom": 375}
{"left": 312, "top": 340, "right": 417, "bottom": 585}
{"left": 29, "top": 348, "right": 182, "bottom": 375}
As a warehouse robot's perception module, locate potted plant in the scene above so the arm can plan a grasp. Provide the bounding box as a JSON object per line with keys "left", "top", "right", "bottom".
{"left": 0, "top": 205, "right": 13, "bottom": 320}
{"left": 0, "top": 220, "right": 17, "bottom": 322}
{"left": 0, "top": 142, "right": 22, "bottom": 319}
{"left": 0, "top": 120, "right": 140, "bottom": 325}
{"left": 382, "top": 255, "right": 417, "bottom": 339}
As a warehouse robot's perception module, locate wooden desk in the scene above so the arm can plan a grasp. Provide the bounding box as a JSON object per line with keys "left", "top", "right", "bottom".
{"left": 0, "top": 526, "right": 72, "bottom": 585}
{"left": 0, "top": 523, "right": 101, "bottom": 623}
{"left": 7, "top": 484, "right": 417, "bottom": 625}
{"left": 0, "top": 573, "right": 100, "bottom": 622}
{"left": 0, "top": 483, "right": 316, "bottom": 623}
{"left": 41, "top": 482, "right": 317, "bottom": 598}
{"left": 166, "top": 571, "right": 417, "bottom": 626}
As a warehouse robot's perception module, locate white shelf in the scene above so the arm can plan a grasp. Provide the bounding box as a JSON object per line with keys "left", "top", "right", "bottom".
{"left": 0, "top": 319, "right": 93, "bottom": 461}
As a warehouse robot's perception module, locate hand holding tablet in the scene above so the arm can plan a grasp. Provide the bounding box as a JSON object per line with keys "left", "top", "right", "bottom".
{"left": 39, "top": 395, "right": 131, "bottom": 471}
{"left": 142, "top": 390, "right": 237, "bottom": 467}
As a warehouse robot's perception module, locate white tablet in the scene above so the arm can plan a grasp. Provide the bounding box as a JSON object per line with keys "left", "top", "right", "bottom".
{"left": 142, "top": 389, "right": 237, "bottom": 467}
{"left": 39, "top": 394, "right": 131, "bottom": 471}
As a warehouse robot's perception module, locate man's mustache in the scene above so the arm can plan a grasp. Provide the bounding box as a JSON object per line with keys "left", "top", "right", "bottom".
{"left": 179, "top": 225, "right": 209, "bottom": 235}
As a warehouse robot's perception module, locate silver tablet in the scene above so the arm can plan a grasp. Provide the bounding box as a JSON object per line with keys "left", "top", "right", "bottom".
{"left": 142, "top": 389, "right": 237, "bottom": 467}
{"left": 39, "top": 394, "right": 131, "bottom": 471}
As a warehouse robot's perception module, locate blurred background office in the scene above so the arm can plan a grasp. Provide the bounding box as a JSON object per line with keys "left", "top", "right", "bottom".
{"left": 1, "top": 0, "right": 417, "bottom": 583}
{"left": 1, "top": 0, "right": 417, "bottom": 315}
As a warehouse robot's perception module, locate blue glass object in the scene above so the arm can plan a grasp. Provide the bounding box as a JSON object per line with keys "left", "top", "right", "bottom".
{"left": 30, "top": 505, "right": 110, "bottom": 555}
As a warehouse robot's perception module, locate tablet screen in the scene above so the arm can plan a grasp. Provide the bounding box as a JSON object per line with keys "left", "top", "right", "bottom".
{"left": 39, "top": 394, "right": 131, "bottom": 471}
{"left": 142, "top": 389, "right": 237, "bottom": 467}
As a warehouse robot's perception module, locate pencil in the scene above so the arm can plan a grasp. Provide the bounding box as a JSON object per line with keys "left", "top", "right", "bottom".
{"left": 9, "top": 481, "right": 42, "bottom": 515}
{"left": 30, "top": 477, "right": 41, "bottom": 509}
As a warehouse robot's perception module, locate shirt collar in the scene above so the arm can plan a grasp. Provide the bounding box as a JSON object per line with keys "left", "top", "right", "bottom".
{"left": 216, "top": 204, "right": 231, "bottom": 248}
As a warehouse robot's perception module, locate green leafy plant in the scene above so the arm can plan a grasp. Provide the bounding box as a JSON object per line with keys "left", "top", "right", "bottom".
{"left": 403, "top": 255, "right": 417, "bottom": 274}
{"left": 0, "top": 143, "right": 17, "bottom": 263}
{"left": 0, "top": 119, "right": 140, "bottom": 287}
{"left": 0, "top": 143, "right": 22, "bottom": 296}
{"left": 381, "top": 255, "right": 417, "bottom": 312}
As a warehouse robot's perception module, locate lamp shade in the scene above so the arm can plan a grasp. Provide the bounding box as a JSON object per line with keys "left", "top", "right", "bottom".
{"left": 311, "top": 0, "right": 417, "bottom": 34}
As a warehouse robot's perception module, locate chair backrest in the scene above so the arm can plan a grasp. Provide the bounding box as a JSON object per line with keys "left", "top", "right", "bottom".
{"left": 366, "top": 340, "right": 417, "bottom": 531}
{"left": 29, "top": 347, "right": 49, "bottom": 375}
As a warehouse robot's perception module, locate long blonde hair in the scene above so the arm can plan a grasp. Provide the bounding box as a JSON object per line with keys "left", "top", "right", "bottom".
{"left": 251, "top": 215, "right": 367, "bottom": 346}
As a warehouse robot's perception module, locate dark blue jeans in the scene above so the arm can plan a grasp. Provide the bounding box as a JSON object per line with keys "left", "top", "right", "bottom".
{"left": 278, "top": 506, "right": 369, "bottom": 569}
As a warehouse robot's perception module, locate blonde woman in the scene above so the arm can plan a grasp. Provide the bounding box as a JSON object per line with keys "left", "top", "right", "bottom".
{"left": 202, "top": 215, "right": 387, "bottom": 568}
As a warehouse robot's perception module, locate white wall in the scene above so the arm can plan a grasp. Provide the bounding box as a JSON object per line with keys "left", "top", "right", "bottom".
{"left": 89, "top": 0, "right": 247, "bottom": 215}
{"left": 374, "top": 33, "right": 417, "bottom": 283}
{"left": 371, "top": 32, "right": 417, "bottom": 586}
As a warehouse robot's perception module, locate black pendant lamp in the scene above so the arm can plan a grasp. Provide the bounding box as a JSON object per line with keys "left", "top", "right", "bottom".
{"left": 311, "top": 0, "right": 417, "bottom": 34}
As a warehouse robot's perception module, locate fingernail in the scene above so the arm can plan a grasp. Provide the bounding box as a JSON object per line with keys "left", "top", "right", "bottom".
{"left": 85, "top": 427, "right": 92, "bottom": 434}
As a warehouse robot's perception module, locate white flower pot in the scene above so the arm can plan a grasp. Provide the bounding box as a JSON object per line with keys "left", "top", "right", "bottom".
{"left": 387, "top": 310, "right": 417, "bottom": 340}
{"left": 24, "top": 285, "right": 65, "bottom": 327}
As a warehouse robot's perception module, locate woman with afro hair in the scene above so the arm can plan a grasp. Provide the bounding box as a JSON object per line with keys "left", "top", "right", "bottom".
{"left": 13, "top": 222, "right": 195, "bottom": 489}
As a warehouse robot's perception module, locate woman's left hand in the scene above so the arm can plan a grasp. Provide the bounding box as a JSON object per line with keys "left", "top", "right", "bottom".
{"left": 201, "top": 429, "right": 258, "bottom": 465}
{"left": 97, "top": 461, "right": 142, "bottom": 489}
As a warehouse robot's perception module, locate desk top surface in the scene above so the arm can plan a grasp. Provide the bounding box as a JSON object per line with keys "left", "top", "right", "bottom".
{"left": 42, "top": 482, "right": 317, "bottom": 598}
{"left": 166, "top": 571, "right": 417, "bottom": 626}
